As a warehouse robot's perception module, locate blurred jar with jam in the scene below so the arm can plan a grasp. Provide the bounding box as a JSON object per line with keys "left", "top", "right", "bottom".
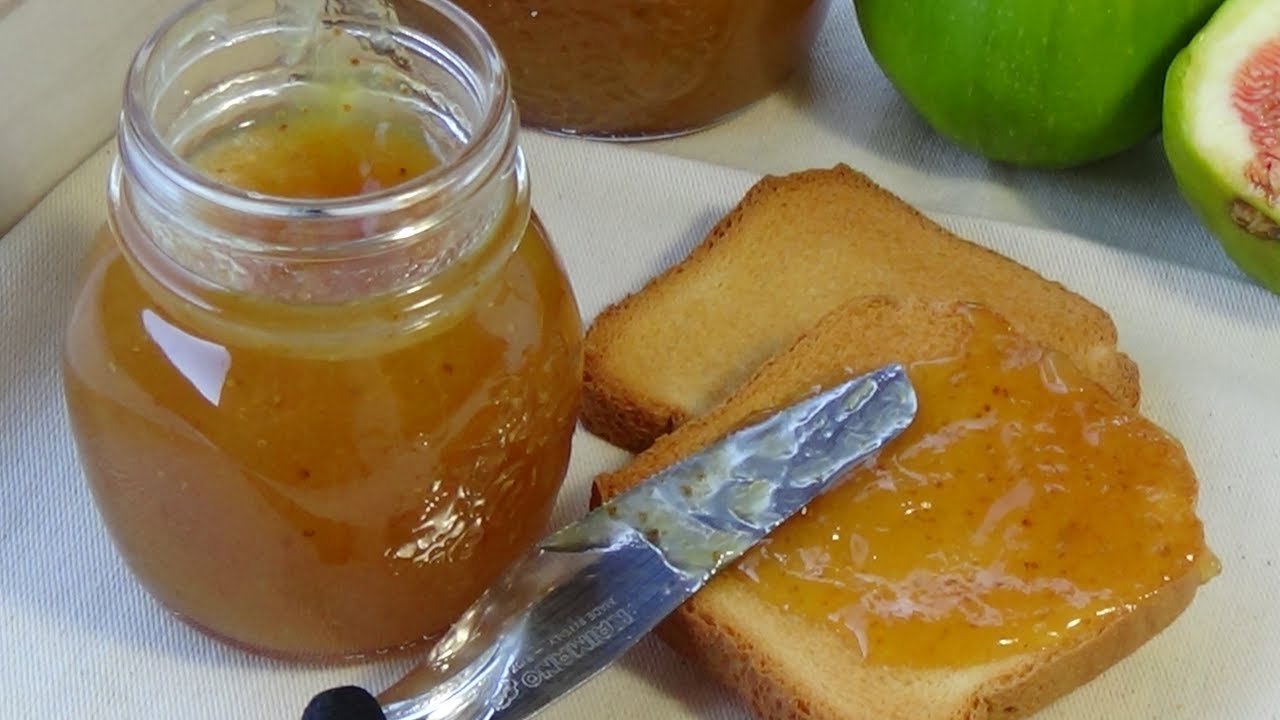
{"left": 61, "top": 0, "right": 583, "bottom": 660}
{"left": 394, "top": 0, "right": 832, "bottom": 139}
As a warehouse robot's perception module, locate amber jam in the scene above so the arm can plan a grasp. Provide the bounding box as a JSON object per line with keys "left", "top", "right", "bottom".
{"left": 190, "top": 100, "right": 440, "bottom": 197}
{"left": 738, "top": 306, "right": 1214, "bottom": 668}
{"left": 397, "top": 0, "right": 832, "bottom": 139}
{"left": 63, "top": 2, "right": 582, "bottom": 660}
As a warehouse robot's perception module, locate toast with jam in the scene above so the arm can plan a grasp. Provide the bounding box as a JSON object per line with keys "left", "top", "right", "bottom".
{"left": 581, "top": 165, "right": 1140, "bottom": 453}
{"left": 592, "top": 296, "right": 1215, "bottom": 720}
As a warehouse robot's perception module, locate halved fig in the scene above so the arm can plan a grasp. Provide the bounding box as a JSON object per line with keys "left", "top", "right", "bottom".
{"left": 1165, "top": 0, "right": 1280, "bottom": 293}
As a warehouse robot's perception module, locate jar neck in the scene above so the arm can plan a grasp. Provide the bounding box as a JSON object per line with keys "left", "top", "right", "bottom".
{"left": 110, "top": 0, "right": 528, "bottom": 320}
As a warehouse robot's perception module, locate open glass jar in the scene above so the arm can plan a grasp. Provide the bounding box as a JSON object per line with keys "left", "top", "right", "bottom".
{"left": 394, "top": 0, "right": 833, "bottom": 140}
{"left": 61, "top": 0, "right": 583, "bottom": 660}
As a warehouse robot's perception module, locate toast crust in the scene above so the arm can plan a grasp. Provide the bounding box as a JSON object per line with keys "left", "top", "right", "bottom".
{"left": 661, "top": 567, "right": 1200, "bottom": 720}
{"left": 592, "top": 297, "right": 1207, "bottom": 720}
{"left": 582, "top": 165, "right": 1141, "bottom": 453}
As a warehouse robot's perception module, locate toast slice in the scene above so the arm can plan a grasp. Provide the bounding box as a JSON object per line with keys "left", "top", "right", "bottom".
{"left": 583, "top": 165, "right": 1140, "bottom": 453}
{"left": 593, "top": 297, "right": 1213, "bottom": 720}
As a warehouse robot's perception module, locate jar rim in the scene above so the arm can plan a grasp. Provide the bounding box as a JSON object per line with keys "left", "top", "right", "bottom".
{"left": 120, "top": 0, "right": 515, "bottom": 223}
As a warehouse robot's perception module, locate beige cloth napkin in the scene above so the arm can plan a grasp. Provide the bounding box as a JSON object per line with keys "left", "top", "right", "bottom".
{"left": 1, "top": 132, "right": 1277, "bottom": 718}
{"left": 0, "top": 0, "right": 1254, "bottom": 300}
{"left": 0, "top": 0, "right": 190, "bottom": 232}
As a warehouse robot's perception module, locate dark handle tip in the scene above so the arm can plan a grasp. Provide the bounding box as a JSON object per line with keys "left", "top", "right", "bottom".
{"left": 302, "top": 685, "right": 387, "bottom": 720}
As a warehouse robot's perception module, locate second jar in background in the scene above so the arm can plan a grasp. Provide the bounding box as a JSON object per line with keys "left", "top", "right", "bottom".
{"left": 401, "top": 0, "right": 832, "bottom": 140}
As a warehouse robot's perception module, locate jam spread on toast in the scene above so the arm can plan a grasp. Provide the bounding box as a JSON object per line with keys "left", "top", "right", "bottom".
{"left": 739, "top": 305, "right": 1215, "bottom": 668}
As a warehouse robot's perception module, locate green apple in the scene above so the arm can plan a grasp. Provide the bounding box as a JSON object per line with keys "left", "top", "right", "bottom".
{"left": 854, "top": 0, "right": 1223, "bottom": 168}
{"left": 1164, "top": 0, "right": 1280, "bottom": 294}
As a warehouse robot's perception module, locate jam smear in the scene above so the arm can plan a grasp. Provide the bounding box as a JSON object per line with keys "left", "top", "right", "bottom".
{"left": 738, "top": 305, "right": 1214, "bottom": 668}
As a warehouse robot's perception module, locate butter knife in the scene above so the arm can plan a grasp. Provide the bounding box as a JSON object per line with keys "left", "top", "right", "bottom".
{"left": 302, "top": 363, "right": 917, "bottom": 720}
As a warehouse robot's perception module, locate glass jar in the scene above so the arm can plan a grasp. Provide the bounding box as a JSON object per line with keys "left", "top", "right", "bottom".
{"left": 61, "top": 0, "right": 583, "bottom": 661}
{"left": 394, "top": 0, "right": 832, "bottom": 139}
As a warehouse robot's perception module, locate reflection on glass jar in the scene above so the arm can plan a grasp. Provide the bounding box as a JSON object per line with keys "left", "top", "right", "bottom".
{"left": 396, "top": 0, "right": 832, "bottom": 139}
{"left": 61, "top": 0, "right": 583, "bottom": 661}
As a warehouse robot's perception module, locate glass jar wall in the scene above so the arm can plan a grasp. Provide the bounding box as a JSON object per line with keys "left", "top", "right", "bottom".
{"left": 61, "top": 0, "right": 583, "bottom": 661}
{"left": 395, "top": 0, "right": 832, "bottom": 139}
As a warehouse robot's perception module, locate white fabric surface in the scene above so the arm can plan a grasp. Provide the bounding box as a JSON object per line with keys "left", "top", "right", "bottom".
{"left": 0, "top": 0, "right": 1258, "bottom": 295}
{"left": 0, "top": 0, "right": 191, "bottom": 233}
{"left": 2, "top": 129, "right": 1278, "bottom": 718}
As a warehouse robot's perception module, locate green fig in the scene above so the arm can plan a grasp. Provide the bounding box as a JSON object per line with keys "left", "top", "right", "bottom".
{"left": 854, "top": 0, "right": 1223, "bottom": 168}
{"left": 1164, "top": 0, "right": 1280, "bottom": 294}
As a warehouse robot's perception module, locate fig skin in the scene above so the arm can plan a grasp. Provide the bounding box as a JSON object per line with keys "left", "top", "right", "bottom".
{"left": 854, "top": 0, "right": 1223, "bottom": 168}
{"left": 1163, "top": 1, "right": 1280, "bottom": 295}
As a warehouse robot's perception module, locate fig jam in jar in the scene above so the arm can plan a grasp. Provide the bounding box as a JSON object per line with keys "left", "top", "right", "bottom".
{"left": 61, "top": 0, "right": 583, "bottom": 660}
{"left": 396, "top": 0, "right": 832, "bottom": 139}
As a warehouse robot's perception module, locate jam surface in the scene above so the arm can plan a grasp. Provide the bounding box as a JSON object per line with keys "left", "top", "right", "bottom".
{"left": 738, "top": 306, "right": 1212, "bottom": 668}
{"left": 63, "top": 94, "right": 583, "bottom": 658}
{"left": 190, "top": 98, "right": 439, "bottom": 198}
{"left": 411, "top": 0, "right": 830, "bottom": 138}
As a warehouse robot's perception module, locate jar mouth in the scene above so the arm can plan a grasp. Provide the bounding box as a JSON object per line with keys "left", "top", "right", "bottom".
{"left": 112, "top": 0, "right": 532, "bottom": 313}
{"left": 120, "top": 0, "right": 515, "bottom": 226}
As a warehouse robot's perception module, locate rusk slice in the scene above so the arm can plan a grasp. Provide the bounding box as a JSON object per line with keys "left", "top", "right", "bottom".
{"left": 583, "top": 165, "right": 1139, "bottom": 452}
{"left": 593, "top": 297, "right": 1212, "bottom": 720}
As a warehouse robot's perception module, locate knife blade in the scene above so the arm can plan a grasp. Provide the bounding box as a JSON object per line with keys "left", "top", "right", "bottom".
{"left": 302, "top": 363, "right": 917, "bottom": 720}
